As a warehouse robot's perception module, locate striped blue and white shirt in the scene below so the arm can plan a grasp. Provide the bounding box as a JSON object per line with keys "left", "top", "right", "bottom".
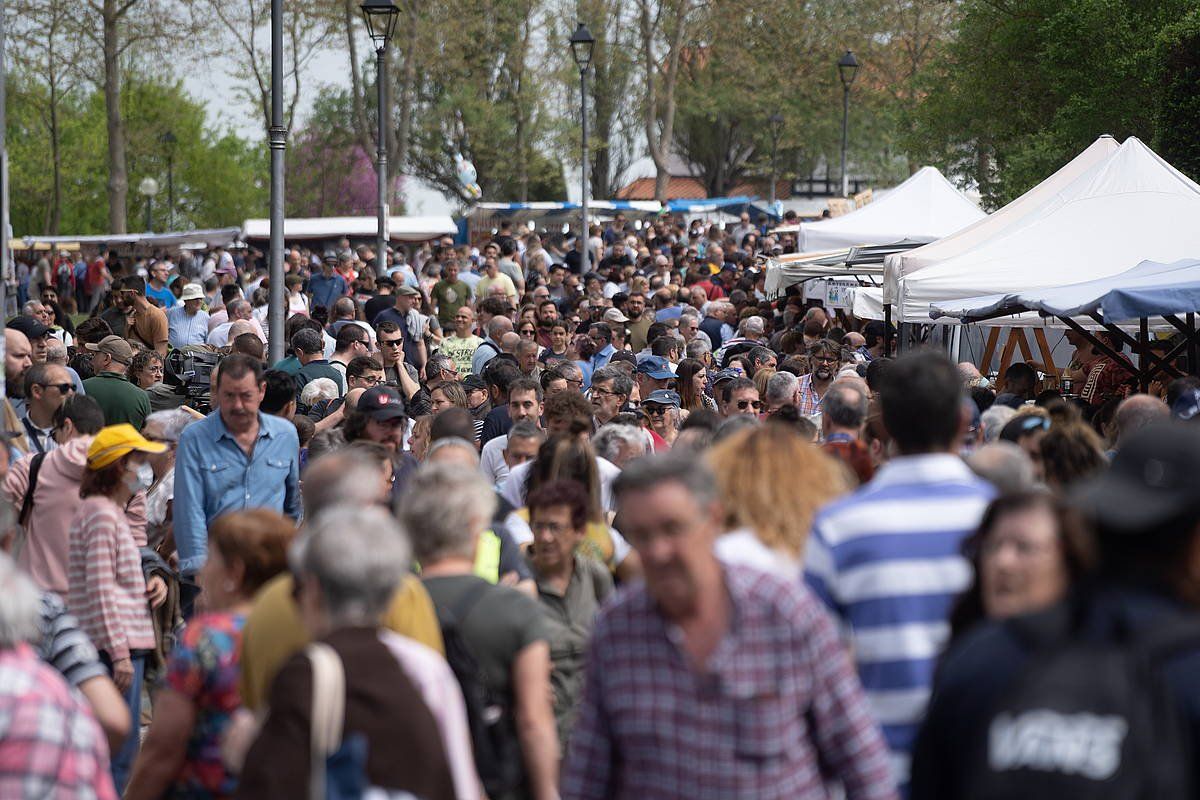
{"left": 804, "top": 453, "right": 994, "bottom": 790}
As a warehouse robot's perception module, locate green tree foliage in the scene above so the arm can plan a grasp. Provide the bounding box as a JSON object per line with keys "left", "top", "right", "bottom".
{"left": 405, "top": 0, "right": 565, "bottom": 204}
{"left": 7, "top": 75, "right": 265, "bottom": 235}
{"left": 1155, "top": 9, "right": 1200, "bottom": 181}
{"left": 909, "top": 0, "right": 1196, "bottom": 209}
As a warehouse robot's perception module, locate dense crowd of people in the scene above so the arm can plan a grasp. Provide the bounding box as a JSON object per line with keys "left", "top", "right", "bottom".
{"left": 2, "top": 213, "right": 1200, "bottom": 799}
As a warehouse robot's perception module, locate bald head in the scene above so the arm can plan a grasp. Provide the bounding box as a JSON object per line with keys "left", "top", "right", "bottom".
{"left": 5, "top": 329, "right": 32, "bottom": 391}
{"left": 966, "top": 441, "right": 1036, "bottom": 495}
{"left": 1114, "top": 393, "right": 1169, "bottom": 445}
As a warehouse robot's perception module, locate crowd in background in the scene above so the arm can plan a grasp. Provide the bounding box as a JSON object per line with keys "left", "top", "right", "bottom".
{"left": 0, "top": 209, "right": 1199, "bottom": 799}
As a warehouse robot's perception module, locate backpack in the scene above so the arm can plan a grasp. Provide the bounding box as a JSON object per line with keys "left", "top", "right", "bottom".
{"left": 966, "top": 597, "right": 1200, "bottom": 800}
{"left": 435, "top": 580, "right": 524, "bottom": 796}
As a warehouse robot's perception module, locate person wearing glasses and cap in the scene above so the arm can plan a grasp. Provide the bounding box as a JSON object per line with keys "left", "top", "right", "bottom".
{"left": 642, "top": 389, "right": 681, "bottom": 450}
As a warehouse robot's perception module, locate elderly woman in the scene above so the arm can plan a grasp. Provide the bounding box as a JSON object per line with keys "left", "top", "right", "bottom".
{"left": 141, "top": 408, "right": 198, "bottom": 552}
{"left": 524, "top": 479, "right": 613, "bottom": 747}
{"left": 67, "top": 424, "right": 167, "bottom": 793}
{"left": 130, "top": 348, "right": 165, "bottom": 391}
{"left": 237, "top": 506, "right": 465, "bottom": 800}
{"left": 401, "top": 464, "right": 559, "bottom": 800}
{"left": 125, "top": 510, "right": 295, "bottom": 800}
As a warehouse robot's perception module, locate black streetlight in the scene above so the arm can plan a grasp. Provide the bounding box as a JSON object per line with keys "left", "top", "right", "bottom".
{"left": 159, "top": 130, "right": 177, "bottom": 230}
{"left": 837, "top": 50, "right": 860, "bottom": 198}
{"left": 570, "top": 22, "right": 595, "bottom": 274}
{"left": 267, "top": 0, "right": 288, "bottom": 362}
{"left": 768, "top": 113, "right": 783, "bottom": 207}
{"left": 361, "top": 0, "right": 400, "bottom": 277}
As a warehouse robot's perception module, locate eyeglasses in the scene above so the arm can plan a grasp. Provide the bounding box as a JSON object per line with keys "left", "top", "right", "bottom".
{"left": 591, "top": 386, "right": 619, "bottom": 398}
{"left": 358, "top": 375, "right": 382, "bottom": 386}
{"left": 37, "top": 382, "right": 74, "bottom": 394}
{"left": 736, "top": 399, "right": 763, "bottom": 410}
{"left": 530, "top": 520, "right": 567, "bottom": 535}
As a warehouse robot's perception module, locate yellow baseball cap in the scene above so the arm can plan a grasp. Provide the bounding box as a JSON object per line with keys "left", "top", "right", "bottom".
{"left": 87, "top": 424, "right": 167, "bottom": 470}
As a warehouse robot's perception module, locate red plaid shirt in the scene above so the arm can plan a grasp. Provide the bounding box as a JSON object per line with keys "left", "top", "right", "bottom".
{"left": 0, "top": 644, "right": 116, "bottom": 799}
{"left": 562, "top": 565, "right": 897, "bottom": 800}
{"left": 797, "top": 373, "right": 825, "bottom": 417}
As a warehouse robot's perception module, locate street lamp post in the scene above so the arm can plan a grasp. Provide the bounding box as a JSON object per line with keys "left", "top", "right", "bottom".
{"left": 361, "top": 0, "right": 400, "bottom": 278}
{"left": 159, "top": 130, "right": 176, "bottom": 230}
{"left": 267, "top": 0, "right": 288, "bottom": 363}
{"left": 768, "top": 113, "right": 783, "bottom": 207}
{"left": 570, "top": 23, "right": 595, "bottom": 275}
{"left": 138, "top": 177, "right": 159, "bottom": 233}
{"left": 837, "top": 50, "right": 859, "bottom": 198}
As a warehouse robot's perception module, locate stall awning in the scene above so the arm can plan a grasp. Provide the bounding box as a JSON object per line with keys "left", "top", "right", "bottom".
{"left": 14, "top": 228, "right": 242, "bottom": 249}
{"left": 931, "top": 259, "right": 1200, "bottom": 324}
{"left": 240, "top": 216, "right": 457, "bottom": 242}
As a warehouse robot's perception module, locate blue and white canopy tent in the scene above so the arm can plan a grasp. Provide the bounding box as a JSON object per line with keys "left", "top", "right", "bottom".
{"left": 931, "top": 258, "right": 1200, "bottom": 389}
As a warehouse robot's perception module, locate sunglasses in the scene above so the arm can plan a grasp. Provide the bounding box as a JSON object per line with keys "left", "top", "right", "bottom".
{"left": 736, "top": 399, "right": 763, "bottom": 411}
{"left": 379, "top": 338, "right": 403, "bottom": 347}
{"left": 644, "top": 404, "right": 671, "bottom": 416}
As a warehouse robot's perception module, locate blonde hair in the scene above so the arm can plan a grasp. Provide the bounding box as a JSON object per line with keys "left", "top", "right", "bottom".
{"left": 707, "top": 426, "right": 849, "bottom": 557}
{"left": 753, "top": 367, "right": 776, "bottom": 399}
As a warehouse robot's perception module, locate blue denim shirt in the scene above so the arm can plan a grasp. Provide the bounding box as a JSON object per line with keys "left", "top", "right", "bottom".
{"left": 173, "top": 410, "right": 301, "bottom": 574}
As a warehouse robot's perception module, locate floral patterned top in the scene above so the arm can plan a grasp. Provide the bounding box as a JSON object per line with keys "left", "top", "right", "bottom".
{"left": 164, "top": 611, "right": 245, "bottom": 799}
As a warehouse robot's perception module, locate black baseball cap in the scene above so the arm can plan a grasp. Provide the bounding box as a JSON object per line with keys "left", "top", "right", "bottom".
{"left": 1072, "top": 423, "right": 1200, "bottom": 533}
{"left": 462, "top": 374, "right": 488, "bottom": 392}
{"left": 7, "top": 315, "right": 51, "bottom": 340}
{"left": 358, "top": 386, "right": 407, "bottom": 421}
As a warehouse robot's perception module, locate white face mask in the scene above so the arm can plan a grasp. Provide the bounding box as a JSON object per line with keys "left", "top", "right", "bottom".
{"left": 127, "top": 462, "right": 154, "bottom": 493}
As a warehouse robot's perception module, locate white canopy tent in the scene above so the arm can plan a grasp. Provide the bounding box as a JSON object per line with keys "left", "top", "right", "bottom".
{"left": 798, "top": 166, "right": 984, "bottom": 253}
{"left": 882, "top": 135, "right": 1121, "bottom": 310}
{"left": 890, "top": 137, "right": 1200, "bottom": 325}
{"left": 241, "top": 215, "right": 458, "bottom": 242}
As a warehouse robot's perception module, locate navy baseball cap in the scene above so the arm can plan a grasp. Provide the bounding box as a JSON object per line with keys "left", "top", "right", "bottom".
{"left": 643, "top": 389, "right": 681, "bottom": 407}
{"left": 635, "top": 355, "right": 674, "bottom": 380}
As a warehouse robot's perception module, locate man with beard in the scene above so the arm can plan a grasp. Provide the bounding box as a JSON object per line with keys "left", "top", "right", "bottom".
{"left": 797, "top": 339, "right": 840, "bottom": 417}
{"left": 3, "top": 329, "right": 34, "bottom": 453}
{"left": 116, "top": 275, "right": 169, "bottom": 356}
{"left": 535, "top": 299, "right": 560, "bottom": 348}
{"left": 174, "top": 354, "right": 301, "bottom": 611}
{"left": 589, "top": 366, "right": 631, "bottom": 428}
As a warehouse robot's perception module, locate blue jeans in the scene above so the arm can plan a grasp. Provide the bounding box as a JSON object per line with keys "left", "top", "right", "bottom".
{"left": 101, "top": 651, "right": 146, "bottom": 794}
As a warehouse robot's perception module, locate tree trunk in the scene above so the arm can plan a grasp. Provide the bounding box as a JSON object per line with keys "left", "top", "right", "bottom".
{"left": 102, "top": 0, "right": 127, "bottom": 234}
{"left": 49, "top": 80, "right": 62, "bottom": 234}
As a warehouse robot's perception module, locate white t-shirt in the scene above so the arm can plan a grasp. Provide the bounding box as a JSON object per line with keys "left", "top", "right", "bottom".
{"left": 713, "top": 528, "right": 800, "bottom": 580}
{"left": 479, "top": 435, "right": 510, "bottom": 486}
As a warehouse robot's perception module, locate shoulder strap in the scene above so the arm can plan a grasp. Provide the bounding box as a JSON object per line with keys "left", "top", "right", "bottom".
{"left": 18, "top": 452, "right": 47, "bottom": 528}
{"left": 450, "top": 578, "right": 493, "bottom": 628}
{"left": 306, "top": 642, "right": 346, "bottom": 800}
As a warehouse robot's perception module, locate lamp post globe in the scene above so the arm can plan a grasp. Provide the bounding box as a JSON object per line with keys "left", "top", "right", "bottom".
{"left": 139, "top": 177, "right": 159, "bottom": 233}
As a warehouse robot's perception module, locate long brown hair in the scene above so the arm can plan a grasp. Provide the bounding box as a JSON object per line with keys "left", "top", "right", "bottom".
{"left": 675, "top": 358, "right": 707, "bottom": 411}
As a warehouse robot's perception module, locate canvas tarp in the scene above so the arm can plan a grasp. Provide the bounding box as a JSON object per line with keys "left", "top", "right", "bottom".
{"left": 798, "top": 166, "right": 984, "bottom": 253}
{"left": 890, "top": 137, "right": 1200, "bottom": 325}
